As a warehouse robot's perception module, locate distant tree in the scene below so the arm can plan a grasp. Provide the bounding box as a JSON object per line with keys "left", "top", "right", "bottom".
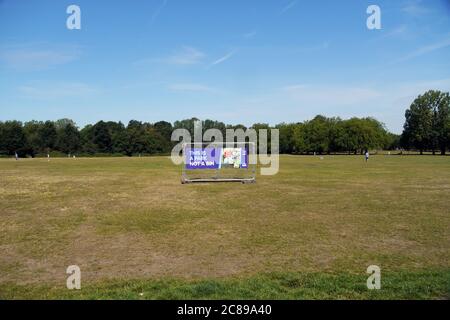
{"left": 384, "top": 132, "right": 401, "bottom": 150}
{"left": 292, "top": 123, "right": 306, "bottom": 153}
{"left": 126, "top": 120, "right": 150, "bottom": 155}
{"left": 147, "top": 128, "right": 170, "bottom": 153}
{"left": 326, "top": 117, "right": 343, "bottom": 154}
{"left": 56, "top": 122, "right": 80, "bottom": 154}
{"left": 109, "top": 122, "right": 127, "bottom": 154}
{"left": 341, "top": 118, "right": 368, "bottom": 154}
{"left": 2, "top": 114, "right": 408, "bottom": 157}
{"left": 39, "top": 121, "right": 57, "bottom": 151}
{"left": 447, "top": 116, "right": 450, "bottom": 152}
{"left": 153, "top": 121, "right": 174, "bottom": 152}
{"left": 302, "top": 115, "right": 330, "bottom": 154}
{"left": 362, "top": 117, "right": 389, "bottom": 151}
{"left": 173, "top": 118, "right": 200, "bottom": 137}
{"left": 92, "top": 121, "right": 112, "bottom": 153}
{"left": 0, "top": 121, "right": 26, "bottom": 156}
{"left": 154, "top": 121, "right": 173, "bottom": 141}
{"left": 23, "top": 120, "right": 45, "bottom": 156}
{"left": 251, "top": 123, "right": 271, "bottom": 153}
{"left": 203, "top": 119, "right": 225, "bottom": 133}
{"left": 276, "top": 122, "right": 296, "bottom": 154}
{"left": 54, "top": 118, "right": 77, "bottom": 131}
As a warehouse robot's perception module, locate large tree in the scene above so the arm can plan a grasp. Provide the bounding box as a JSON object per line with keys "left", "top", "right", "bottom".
{"left": 402, "top": 90, "right": 449, "bottom": 154}
{"left": 432, "top": 91, "right": 450, "bottom": 155}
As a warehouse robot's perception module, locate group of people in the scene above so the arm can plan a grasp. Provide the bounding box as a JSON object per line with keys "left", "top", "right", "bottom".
{"left": 14, "top": 153, "right": 51, "bottom": 161}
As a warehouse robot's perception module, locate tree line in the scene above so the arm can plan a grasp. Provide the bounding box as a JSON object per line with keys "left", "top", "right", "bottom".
{"left": 0, "top": 90, "right": 448, "bottom": 157}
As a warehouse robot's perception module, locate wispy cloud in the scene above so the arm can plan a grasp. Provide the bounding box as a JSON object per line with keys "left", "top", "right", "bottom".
{"left": 18, "top": 82, "right": 97, "bottom": 99}
{"left": 133, "top": 46, "right": 206, "bottom": 66}
{"left": 0, "top": 43, "right": 81, "bottom": 71}
{"left": 280, "top": 0, "right": 297, "bottom": 15}
{"left": 167, "top": 46, "right": 205, "bottom": 65}
{"left": 367, "top": 25, "right": 408, "bottom": 44}
{"left": 295, "top": 42, "right": 329, "bottom": 53}
{"left": 390, "top": 78, "right": 450, "bottom": 106}
{"left": 150, "top": 0, "right": 168, "bottom": 23}
{"left": 384, "top": 25, "right": 408, "bottom": 38}
{"left": 401, "top": 0, "right": 431, "bottom": 16}
{"left": 282, "top": 84, "right": 380, "bottom": 105}
{"left": 210, "top": 50, "right": 237, "bottom": 67}
{"left": 168, "top": 83, "right": 217, "bottom": 93}
{"left": 121, "top": 81, "right": 166, "bottom": 90}
{"left": 395, "top": 36, "right": 450, "bottom": 62}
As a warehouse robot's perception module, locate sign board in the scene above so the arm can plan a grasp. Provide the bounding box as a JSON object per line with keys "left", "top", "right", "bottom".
{"left": 185, "top": 147, "right": 248, "bottom": 170}
{"left": 181, "top": 143, "right": 255, "bottom": 184}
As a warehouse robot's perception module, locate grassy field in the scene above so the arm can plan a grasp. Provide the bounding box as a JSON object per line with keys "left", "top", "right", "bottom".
{"left": 0, "top": 155, "right": 449, "bottom": 299}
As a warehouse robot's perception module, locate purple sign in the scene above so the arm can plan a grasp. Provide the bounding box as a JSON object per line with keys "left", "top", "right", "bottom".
{"left": 185, "top": 147, "right": 249, "bottom": 170}
{"left": 185, "top": 147, "right": 221, "bottom": 169}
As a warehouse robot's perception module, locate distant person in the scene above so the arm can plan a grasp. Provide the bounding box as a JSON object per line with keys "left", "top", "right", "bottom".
{"left": 47, "top": 153, "right": 50, "bottom": 161}
{"left": 365, "top": 151, "right": 369, "bottom": 162}
{"left": 15, "top": 152, "right": 18, "bottom": 160}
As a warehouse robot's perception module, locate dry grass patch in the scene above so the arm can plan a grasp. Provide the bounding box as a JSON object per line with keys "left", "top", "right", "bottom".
{"left": 0, "top": 155, "right": 449, "bottom": 295}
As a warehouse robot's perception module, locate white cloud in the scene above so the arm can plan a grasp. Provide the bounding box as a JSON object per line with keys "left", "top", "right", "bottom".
{"left": 166, "top": 46, "right": 206, "bottom": 65}
{"left": 167, "top": 83, "right": 217, "bottom": 93}
{"left": 390, "top": 78, "right": 450, "bottom": 104}
{"left": 295, "top": 42, "right": 329, "bottom": 53}
{"left": 280, "top": 1, "right": 297, "bottom": 15}
{"left": 395, "top": 36, "right": 450, "bottom": 62}
{"left": 133, "top": 46, "right": 206, "bottom": 66}
{"left": 150, "top": 0, "right": 168, "bottom": 23}
{"left": 382, "top": 25, "right": 408, "bottom": 39}
{"left": 210, "top": 50, "right": 237, "bottom": 67}
{"left": 401, "top": 0, "right": 431, "bottom": 16}
{"left": 282, "top": 84, "right": 381, "bottom": 105}
{"left": 0, "top": 43, "right": 81, "bottom": 71}
{"left": 18, "top": 82, "right": 97, "bottom": 99}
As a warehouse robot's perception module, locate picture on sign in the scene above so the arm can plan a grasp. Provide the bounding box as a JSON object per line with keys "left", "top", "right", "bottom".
{"left": 222, "top": 148, "right": 248, "bottom": 169}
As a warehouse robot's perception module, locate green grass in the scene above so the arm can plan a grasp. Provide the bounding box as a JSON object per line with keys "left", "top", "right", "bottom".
{"left": 0, "top": 155, "right": 449, "bottom": 299}
{"left": 1, "top": 270, "right": 448, "bottom": 300}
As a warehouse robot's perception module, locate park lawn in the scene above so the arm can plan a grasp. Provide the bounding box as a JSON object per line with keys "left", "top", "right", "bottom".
{"left": 0, "top": 155, "right": 449, "bottom": 299}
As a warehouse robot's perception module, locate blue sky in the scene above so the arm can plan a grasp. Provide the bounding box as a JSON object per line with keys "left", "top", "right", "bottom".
{"left": 1, "top": 0, "right": 449, "bottom": 133}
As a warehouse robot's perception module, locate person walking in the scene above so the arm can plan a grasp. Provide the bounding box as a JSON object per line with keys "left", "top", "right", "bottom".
{"left": 365, "top": 150, "right": 369, "bottom": 162}
{"left": 15, "top": 152, "right": 18, "bottom": 160}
